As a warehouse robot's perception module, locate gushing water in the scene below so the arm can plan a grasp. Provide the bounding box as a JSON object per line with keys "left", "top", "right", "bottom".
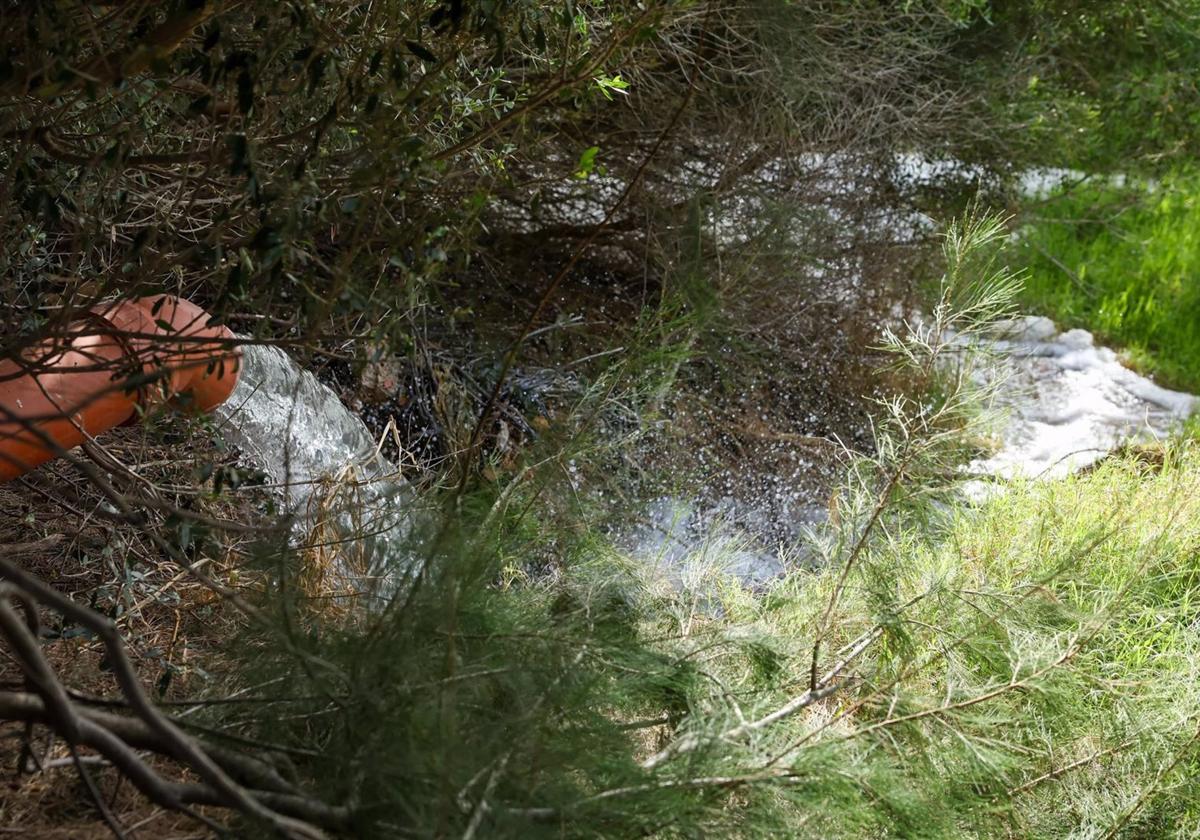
{"left": 214, "top": 345, "right": 390, "bottom": 507}
{"left": 213, "top": 344, "right": 417, "bottom": 592}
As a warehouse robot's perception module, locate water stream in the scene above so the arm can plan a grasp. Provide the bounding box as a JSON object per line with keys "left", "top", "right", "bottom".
{"left": 628, "top": 317, "right": 1197, "bottom": 589}
{"left": 213, "top": 344, "right": 418, "bottom": 593}
{"left": 211, "top": 322, "right": 1195, "bottom": 595}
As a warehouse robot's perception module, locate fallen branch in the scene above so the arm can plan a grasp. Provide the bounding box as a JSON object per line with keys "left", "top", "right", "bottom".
{"left": 0, "top": 557, "right": 350, "bottom": 837}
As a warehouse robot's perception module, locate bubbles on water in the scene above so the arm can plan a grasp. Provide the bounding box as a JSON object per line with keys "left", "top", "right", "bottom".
{"left": 965, "top": 316, "right": 1197, "bottom": 490}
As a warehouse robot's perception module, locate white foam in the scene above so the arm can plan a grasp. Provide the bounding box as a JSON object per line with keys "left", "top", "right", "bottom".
{"left": 967, "top": 316, "right": 1196, "bottom": 485}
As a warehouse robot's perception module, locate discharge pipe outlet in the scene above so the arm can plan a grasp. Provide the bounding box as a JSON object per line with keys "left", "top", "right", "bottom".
{"left": 0, "top": 296, "right": 240, "bottom": 482}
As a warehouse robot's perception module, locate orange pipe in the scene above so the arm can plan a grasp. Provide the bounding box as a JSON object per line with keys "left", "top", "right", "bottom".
{"left": 0, "top": 296, "right": 241, "bottom": 482}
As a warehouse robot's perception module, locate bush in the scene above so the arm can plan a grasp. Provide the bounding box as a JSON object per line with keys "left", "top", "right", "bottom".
{"left": 5, "top": 3, "right": 1200, "bottom": 837}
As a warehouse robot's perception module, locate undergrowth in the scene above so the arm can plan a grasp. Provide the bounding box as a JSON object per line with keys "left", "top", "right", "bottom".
{"left": 709, "top": 433, "right": 1200, "bottom": 837}
{"left": 204, "top": 214, "right": 1200, "bottom": 837}
{"left": 5, "top": 3, "right": 1200, "bottom": 836}
{"left": 225, "top": 384, "right": 1200, "bottom": 837}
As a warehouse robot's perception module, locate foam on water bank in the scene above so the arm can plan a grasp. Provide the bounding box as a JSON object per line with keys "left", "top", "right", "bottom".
{"left": 625, "top": 497, "right": 831, "bottom": 593}
{"left": 967, "top": 316, "right": 1196, "bottom": 485}
{"left": 626, "top": 316, "right": 1198, "bottom": 589}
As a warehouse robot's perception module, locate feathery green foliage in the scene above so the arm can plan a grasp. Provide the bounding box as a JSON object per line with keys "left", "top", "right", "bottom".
{"left": 207, "top": 214, "right": 1200, "bottom": 837}
{"left": 4, "top": 2, "right": 1200, "bottom": 837}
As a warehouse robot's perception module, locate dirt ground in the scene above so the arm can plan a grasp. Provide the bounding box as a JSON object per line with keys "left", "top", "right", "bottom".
{"left": 0, "top": 424, "right": 258, "bottom": 839}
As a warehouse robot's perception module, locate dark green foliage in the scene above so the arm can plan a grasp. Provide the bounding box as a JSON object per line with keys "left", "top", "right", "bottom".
{"left": 948, "top": 0, "right": 1200, "bottom": 172}
{"left": 226, "top": 504, "right": 719, "bottom": 838}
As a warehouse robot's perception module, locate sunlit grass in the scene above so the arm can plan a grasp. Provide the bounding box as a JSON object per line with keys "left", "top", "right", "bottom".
{"left": 1013, "top": 170, "right": 1200, "bottom": 392}
{"left": 652, "top": 433, "right": 1200, "bottom": 836}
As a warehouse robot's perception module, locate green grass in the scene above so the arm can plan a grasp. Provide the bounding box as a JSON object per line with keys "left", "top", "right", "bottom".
{"left": 644, "top": 436, "right": 1200, "bottom": 836}
{"left": 225, "top": 431, "right": 1200, "bottom": 838}
{"left": 218, "top": 213, "right": 1200, "bottom": 837}
{"left": 1013, "top": 171, "right": 1200, "bottom": 391}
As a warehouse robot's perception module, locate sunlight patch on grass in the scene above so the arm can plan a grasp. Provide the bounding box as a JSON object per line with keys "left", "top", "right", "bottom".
{"left": 1013, "top": 171, "right": 1200, "bottom": 391}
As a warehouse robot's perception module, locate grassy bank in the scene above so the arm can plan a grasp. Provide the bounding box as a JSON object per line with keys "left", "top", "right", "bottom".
{"left": 223, "top": 216, "right": 1200, "bottom": 834}
{"left": 222, "top": 427, "right": 1200, "bottom": 837}
{"left": 1013, "top": 171, "right": 1200, "bottom": 391}
{"left": 711, "top": 435, "right": 1200, "bottom": 836}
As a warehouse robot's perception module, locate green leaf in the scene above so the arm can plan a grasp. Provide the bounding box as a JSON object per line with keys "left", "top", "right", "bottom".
{"left": 593, "top": 74, "right": 630, "bottom": 100}
{"left": 574, "top": 145, "right": 599, "bottom": 179}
